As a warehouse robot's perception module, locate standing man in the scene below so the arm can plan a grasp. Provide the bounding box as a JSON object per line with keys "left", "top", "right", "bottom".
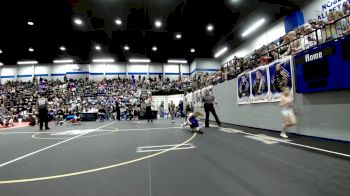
{"left": 169, "top": 100, "right": 176, "bottom": 123}
{"left": 202, "top": 89, "right": 221, "bottom": 128}
{"left": 115, "top": 99, "right": 121, "bottom": 121}
{"left": 144, "top": 96, "right": 153, "bottom": 123}
{"left": 37, "top": 93, "right": 50, "bottom": 131}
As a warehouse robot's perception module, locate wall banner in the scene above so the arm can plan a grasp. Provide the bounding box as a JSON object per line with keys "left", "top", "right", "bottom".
{"left": 251, "top": 66, "right": 270, "bottom": 103}
{"left": 237, "top": 72, "right": 251, "bottom": 104}
{"left": 269, "top": 57, "right": 294, "bottom": 102}
{"left": 236, "top": 56, "right": 294, "bottom": 104}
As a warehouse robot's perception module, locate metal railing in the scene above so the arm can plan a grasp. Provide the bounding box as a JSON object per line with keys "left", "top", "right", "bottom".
{"left": 222, "top": 14, "right": 350, "bottom": 80}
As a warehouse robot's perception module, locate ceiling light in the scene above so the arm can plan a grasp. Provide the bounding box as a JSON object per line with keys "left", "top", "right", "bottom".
{"left": 92, "top": 58, "right": 115, "bottom": 63}
{"left": 0, "top": 62, "right": 3, "bottom": 66}
{"left": 74, "top": 18, "right": 83, "bottom": 25}
{"left": 53, "top": 59, "right": 74, "bottom": 64}
{"left": 27, "top": 21, "right": 34, "bottom": 26}
{"left": 60, "top": 46, "right": 66, "bottom": 51}
{"left": 17, "top": 60, "right": 38, "bottom": 65}
{"left": 155, "top": 20, "right": 162, "bottom": 28}
{"left": 152, "top": 46, "right": 157, "bottom": 51}
{"left": 168, "top": 59, "right": 188, "bottom": 64}
{"left": 242, "top": 18, "right": 265, "bottom": 37}
{"left": 176, "top": 33, "right": 182, "bottom": 39}
{"left": 129, "top": 58, "right": 151, "bottom": 63}
{"left": 124, "top": 45, "right": 130, "bottom": 51}
{"left": 115, "top": 19, "right": 122, "bottom": 25}
{"left": 0, "top": 49, "right": 2, "bottom": 54}
{"left": 214, "top": 47, "right": 228, "bottom": 58}
{"left": 190, "top": 48, "right": 195, "bottom": 53}
{"left": 95, "top": 45, "right": 101, "bottom": 51}
{"left": 28, "top": 47, "right": 34, "bottom": 52}
{"left": 207, "top": 24, "right": 214, "bottom": 32}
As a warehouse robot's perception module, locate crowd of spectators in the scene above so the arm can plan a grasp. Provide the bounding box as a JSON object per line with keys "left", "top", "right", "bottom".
{"left": 0, "top": 75, "right": 195, "bottom": 127}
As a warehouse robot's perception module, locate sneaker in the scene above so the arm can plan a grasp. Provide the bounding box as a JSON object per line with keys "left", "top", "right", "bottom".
{"left": 45, "top": 127, "right": 50, "bottom": 130}
{"left": 181, "top": 124, "right": 184, "bottom": 129}
{"left": 198, "top": 130, "right": 203, "bottom": 134}
{"left": 280, "top": 132, "right": 288, "bottom": 139}
{"left": 171, "top": 121, "right": 175, "bottom": 123}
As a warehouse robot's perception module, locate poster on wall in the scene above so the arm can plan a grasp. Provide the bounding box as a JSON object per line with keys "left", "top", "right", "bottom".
{"left": 269, "top": 57, "right": 294, "bottom": 102}
{"left": 251, "top": 66, "right": 270, "bottom": 103}
{"left": 237, "top": 72, "right": 251, "bottom": 104}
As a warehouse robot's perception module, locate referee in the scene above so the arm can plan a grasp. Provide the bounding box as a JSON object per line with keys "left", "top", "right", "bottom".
{"left": 37, "top": 93, "right": 50, "bottom": 131}
{"left": 144, "top": 97, "right": 153, "bottom": 123}
{"left": 202, "top": 89, "right": 221, "bottom": 128}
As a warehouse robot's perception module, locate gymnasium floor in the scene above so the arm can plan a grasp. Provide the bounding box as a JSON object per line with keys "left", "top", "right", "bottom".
{"left": 0, "top": 119, "right": 349, "bottom": 196}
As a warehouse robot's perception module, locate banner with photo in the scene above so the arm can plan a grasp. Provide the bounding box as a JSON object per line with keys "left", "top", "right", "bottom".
{"left": 237, "top": 72, "right": 251, "bottom": 104}
{"left": 250, "top": 66, "right": 270, "bottom": 103}
{"left": 269, "top": 57, "right": 294, "bottom": 102}
{"left": 236, "top": 56, "right": 294, "bottom": 105}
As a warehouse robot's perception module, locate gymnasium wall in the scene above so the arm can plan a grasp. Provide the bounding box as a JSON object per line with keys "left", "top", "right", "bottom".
{"left": 190, "top": 61, "right": 196, "bottom": 76}
{"left": 17, "top": 65, "right": 33, "bottom": 82}
{"left": 0, "top": 63, "right": 189, "bottom": 83}
{"left": 105, "top": 63, "right": 127, "bottom": 79}
{"left": 163, "top": 64, "right": 180, "bottom": 81}
{"left": 190, "top": 58, "right": 221, "bottom": 76}
{"left": 221, "top": 19, "right": 286, "bottom": 64}
{"left": 194, "top": 79, "right": 350, "bottom": 142}
{"left": 149, "top": 63, "right": 163, "bottom": 78}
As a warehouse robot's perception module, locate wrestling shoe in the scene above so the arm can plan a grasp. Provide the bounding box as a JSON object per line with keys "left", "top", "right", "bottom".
{"left": 280, "top": 132, "right": 288, "bottom": 139}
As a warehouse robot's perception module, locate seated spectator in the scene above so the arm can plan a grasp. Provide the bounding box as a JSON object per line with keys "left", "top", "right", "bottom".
{"left": 279, "top": 35, "right": 291, "bottom": 57}
{"left": 300, "top": 24, "right": 318, "bottom": 49}
{"left": 268, "top": 43, "right": 280, "bottom": 62}
{"left": 287, "top": 31, "right": 301, "bottom": 54}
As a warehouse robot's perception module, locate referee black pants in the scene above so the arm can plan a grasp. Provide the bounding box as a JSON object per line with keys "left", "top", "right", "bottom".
{"left": 146, "top": 106, "right": 153, "bottom": 122}
{"left": 38, "top": 108, "right": 49, "bottom": 130}
{"left": 204, "top": 103, "right": 221, "bottom": 127}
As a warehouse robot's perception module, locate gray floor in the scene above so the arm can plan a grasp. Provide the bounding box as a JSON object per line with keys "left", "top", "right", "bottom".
{"left": 0, "top": 119, "right": 349, "bottom": 196}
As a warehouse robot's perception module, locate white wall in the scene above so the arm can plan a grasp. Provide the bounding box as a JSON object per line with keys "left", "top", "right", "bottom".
{"left": 105, "top": 63, "right": 126, "bottom": 79}
{"left": 1, "top": 65, "right": 17, "bottom": 83}
{"left": 190, "top": 61, "right": 196, "bottom": 76}
{"left": 1, "top": 62, "right": 195, "bottom": 82}
{"left": 64, "top": 64, "right": 89, "bottom": 80}
{"left": 164, "top": 64, "right": 180, "bottom": 80}
{"left": 181, "top": 64, "right": 190, "bottom": 76}
{"left": 51, "top": 64, "right": 67, "bottom": 80}
{"left": 126, "top": 64, "right": 148, "bottom": 78}
{"left": 302, "top": 0, "right": 346, "bottom": 22}
{"left": 149, "top": 63, "right": 163, "bottom": 75}
{"left": 89, "top": 64, "right": 105, "bottom": 81}
{"left": 17, "top": 65, "right": 33, "bottom": 82}
{"left": 221, "top": 19, "right": 286, "bottom": 64}
{"left": 196, "top": 59, "right": 220, "bottom": 71}
{"left": 34, "top": 64, "right": 50, "bottom": 78}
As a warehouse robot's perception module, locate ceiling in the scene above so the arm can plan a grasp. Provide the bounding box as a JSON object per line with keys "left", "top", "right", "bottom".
{"left": 0, "top": 0, "right": 306, "bottom": 65}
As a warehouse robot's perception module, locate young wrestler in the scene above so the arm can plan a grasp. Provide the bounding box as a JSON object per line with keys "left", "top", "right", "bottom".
{"left": 181, "top": 111, "right": 203, "bottom": 134}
